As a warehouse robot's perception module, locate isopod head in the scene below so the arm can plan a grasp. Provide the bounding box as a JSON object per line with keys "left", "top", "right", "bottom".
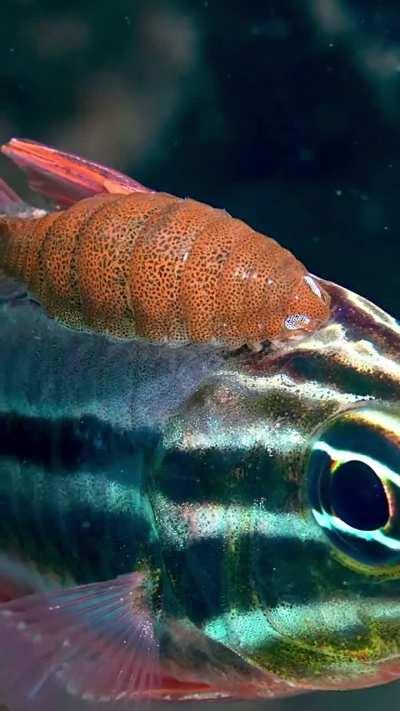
{"left": 282, "top": 274, "right": 331, "bottom": 338}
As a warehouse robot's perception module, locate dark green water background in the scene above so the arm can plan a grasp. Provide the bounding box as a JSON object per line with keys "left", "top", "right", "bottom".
{"left": 2, "top": 0, "right": 400, "bottom": 709}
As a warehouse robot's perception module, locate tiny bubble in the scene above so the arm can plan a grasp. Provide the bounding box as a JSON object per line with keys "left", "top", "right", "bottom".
{"left": 335, "top": 189, "right": 342, "bottom": 196}
{"left": 384, "top": 225, "right": 389, "bottom": 230}
{"left": 9, "top": 47, "right": 15, "bottom": 53}
{"left": 329, "top": 42, "right": 334, "bottom": 48}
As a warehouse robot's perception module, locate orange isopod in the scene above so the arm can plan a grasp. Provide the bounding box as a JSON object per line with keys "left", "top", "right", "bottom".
{"left": 0, "top": 139, "right": 330, "bottom": 349}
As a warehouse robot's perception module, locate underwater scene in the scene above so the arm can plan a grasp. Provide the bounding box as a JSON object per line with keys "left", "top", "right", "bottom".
{"left": 2, "top": 1, "right": 400, "bottom": 710}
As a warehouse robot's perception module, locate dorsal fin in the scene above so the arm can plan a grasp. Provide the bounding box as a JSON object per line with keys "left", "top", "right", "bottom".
{"left": 1, "top": 138, "right": 154, "bottom": 207}
{"left": 0, "top": 177, "right": 23, "bottom": 209}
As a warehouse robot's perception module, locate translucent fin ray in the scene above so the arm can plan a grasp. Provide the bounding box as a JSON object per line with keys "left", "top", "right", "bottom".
{"left": 0, "top": 177, "right": 23, "bottom": 208}
{"left": 1, "top": 138, "right": 153, "bottom": 207}
{"left": 0, "top": 572, "right": 161, "bottom": 710}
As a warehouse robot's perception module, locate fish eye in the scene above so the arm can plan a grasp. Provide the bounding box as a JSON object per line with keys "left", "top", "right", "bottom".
{"left": 307, "top": 403, "right": 400, "bottom": 567}
{"left": 329, "top": 460, "right": 389, "bottom": 530}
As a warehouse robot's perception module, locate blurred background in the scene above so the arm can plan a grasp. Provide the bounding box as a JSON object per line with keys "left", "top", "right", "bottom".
{"left": 2, "top": 0, "right": 400, "bottom": 709}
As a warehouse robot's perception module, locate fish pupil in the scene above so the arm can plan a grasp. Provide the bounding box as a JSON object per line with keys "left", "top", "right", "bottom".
{"left": 331, "top": 460, "right": 389, "bottom": 531}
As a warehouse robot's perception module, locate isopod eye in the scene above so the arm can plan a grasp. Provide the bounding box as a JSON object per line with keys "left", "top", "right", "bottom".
{"left": 282, "top": 275, "right": 331, "bottom": 338}
{"left": 307, "top": 403, "right": 400, "bottom": 567}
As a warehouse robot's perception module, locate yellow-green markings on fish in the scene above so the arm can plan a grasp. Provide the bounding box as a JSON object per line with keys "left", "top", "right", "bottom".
{"left": 202, "top": 602, "right": 400, "bottom": 680}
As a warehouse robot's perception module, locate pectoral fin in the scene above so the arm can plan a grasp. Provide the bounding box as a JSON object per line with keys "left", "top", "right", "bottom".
{"left": 1, "top": 138, "right": 153, "bottom": 207}
{"left": 0, "top": 572, "right": 161, "bottom": 710}
{"left": 0, "top": 568, "right": 296, "bottom": 707}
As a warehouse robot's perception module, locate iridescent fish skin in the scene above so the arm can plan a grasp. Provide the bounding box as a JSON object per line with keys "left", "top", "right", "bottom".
{"left": 153, "top": 279, "right": 400, "bottom": 693}
{"left": 1, "top": 275, "right": 400, "bottom": 706}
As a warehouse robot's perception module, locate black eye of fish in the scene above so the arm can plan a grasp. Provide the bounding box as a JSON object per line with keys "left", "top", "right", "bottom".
{"left": 307, "top": 404, "right": 400, "bottom": 567}
{"left": 330, "top": 460, "right": 389, "bottom": 531}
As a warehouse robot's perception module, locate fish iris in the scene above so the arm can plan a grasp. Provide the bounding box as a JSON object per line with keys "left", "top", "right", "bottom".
{"left": 307, "top": 403, "right": 400, "bottom": 567}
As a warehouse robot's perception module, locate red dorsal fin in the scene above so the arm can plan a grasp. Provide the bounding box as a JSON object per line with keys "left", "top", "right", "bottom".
{"left": 1, "top": 138, "right": 154, "bottom": 207}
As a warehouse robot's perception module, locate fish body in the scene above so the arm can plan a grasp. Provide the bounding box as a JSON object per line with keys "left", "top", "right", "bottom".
{"left": 0, "top": 142, "right": 400, "bottom": 709}
{"left": 0, "top": 139, "right": 329, "bottom": 348}
{"left": 1, "top": 277, "right": 400, "bottom": 706}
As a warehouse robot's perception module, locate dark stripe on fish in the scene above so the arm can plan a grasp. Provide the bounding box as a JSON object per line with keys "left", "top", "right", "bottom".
{"left": 0, "top": 411, "right": 158, "bottom": 480}
{"left": 0, "top": 455, "right": 157, "bottom": 585}
{"left": 156, "top": 447, "right": 298, "bottom": 506}
{"left": 0, "top": 411, "right": 161, "bottom": 584}
{"left": 162, "top": 536, "right": 330, "bottom": 627}
{"left": 280, "top": 351, "right": 397, "bottom": 400}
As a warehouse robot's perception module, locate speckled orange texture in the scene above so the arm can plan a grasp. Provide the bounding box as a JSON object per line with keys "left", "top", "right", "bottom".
{"left": 80, "top": 192, "right": 176, "bottom": 337}
{"left": 1, "top": 216, "right": 32, "bottom": 278}
{"left": 129, "top": 197, "right": 222, "bottom": 340}
{"left": 0, "top": 192, "right": 331, "bottom": 346}
{"left": 42, "top": 194, "right": 118, "bottom": 303}
{"left": 181, "top": 214, "right": 253, "bottom": 342}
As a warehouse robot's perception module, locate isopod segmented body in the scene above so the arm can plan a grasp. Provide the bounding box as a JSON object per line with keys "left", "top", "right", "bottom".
{"left": 0, "top": 141, "right": 330, "bottom": 348}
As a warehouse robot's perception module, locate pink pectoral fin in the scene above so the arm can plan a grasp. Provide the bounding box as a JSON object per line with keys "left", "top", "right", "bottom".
{"left": 0, "top": 567, "right": 304, "bottom": 708}
{"left": 0, "top": 572, "right": 162, "bottom": 710}
{"left": 1, "top": 138, "right": 154, "bottom": 207}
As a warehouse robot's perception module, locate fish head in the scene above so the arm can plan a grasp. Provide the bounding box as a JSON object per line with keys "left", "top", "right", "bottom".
{"left": 152, "top": 278, "right": 400, "bottom": 694}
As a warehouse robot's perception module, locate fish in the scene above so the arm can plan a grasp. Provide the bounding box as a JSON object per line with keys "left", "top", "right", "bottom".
{"left": 0, "top": 139, "right": 330, "bottom": 349}
{"left": 1, "top": 144, "right": 400, "bottom": 710}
